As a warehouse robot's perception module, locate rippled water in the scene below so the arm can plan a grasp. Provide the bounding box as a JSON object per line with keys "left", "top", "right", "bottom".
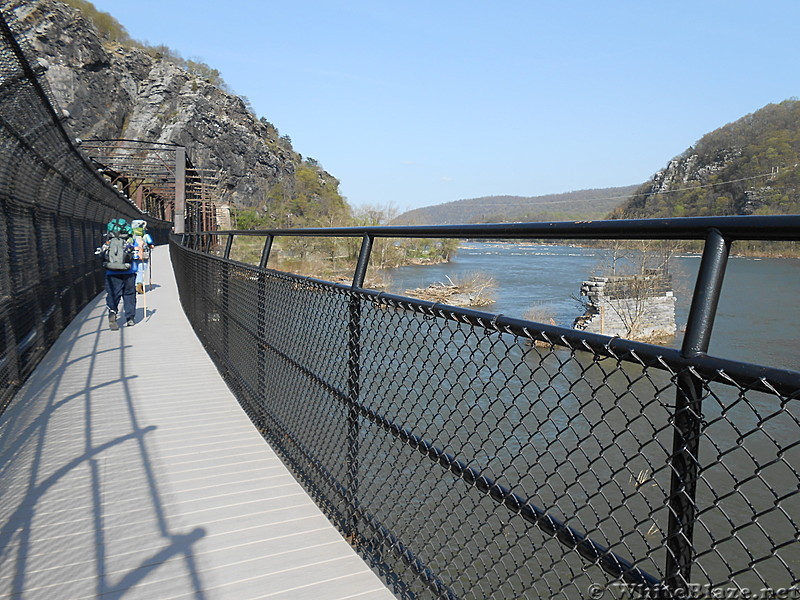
{"left": 382, "top": 242, "right": 800, "bottom": 370}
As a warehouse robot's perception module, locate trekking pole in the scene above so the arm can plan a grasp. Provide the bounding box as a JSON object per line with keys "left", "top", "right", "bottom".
{"left": 143, "top": 276, "right": 148, "bottom": 320}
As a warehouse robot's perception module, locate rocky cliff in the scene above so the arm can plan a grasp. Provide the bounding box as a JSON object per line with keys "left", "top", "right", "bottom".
{"left": 4, "top": 0, "right": 343, "bottom": 212}
{"left": 611, "top": 100, "right": 800, "bottom": 219}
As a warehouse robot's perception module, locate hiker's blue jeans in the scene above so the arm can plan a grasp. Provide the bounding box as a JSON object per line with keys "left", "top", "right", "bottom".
{"left": 135, "top": 260, "right": 149, "bottom": 285}
{"left": 105, "top": 272, "right": 136, "bottom": 322}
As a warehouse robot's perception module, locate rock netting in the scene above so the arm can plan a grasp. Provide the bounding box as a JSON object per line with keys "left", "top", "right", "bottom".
{"left": 4, "top": 0, "right": 329, "bottom": 208}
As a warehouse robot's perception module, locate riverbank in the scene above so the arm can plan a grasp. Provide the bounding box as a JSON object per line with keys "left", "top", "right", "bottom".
{"left": 461, "top": 238, "right": 800, "bottom": 259}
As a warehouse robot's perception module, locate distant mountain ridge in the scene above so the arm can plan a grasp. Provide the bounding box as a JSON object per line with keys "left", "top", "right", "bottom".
{"left": 393, "top": 186, "right": 639, "bottom": 225}
{"left": 397, "top": 100, "right": 800, "bottom": 227}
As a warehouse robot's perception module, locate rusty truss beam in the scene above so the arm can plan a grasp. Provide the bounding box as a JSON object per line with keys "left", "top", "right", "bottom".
{"left": 79, "top": 138, "right": 226, "bottom": 232}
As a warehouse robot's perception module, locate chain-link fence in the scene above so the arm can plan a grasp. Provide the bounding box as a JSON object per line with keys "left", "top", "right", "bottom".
{"left": 0, "top": 9, "right": 169, "bottom": 413}
{"left": 173, "top": 222, "right": 799, "bottom": 600}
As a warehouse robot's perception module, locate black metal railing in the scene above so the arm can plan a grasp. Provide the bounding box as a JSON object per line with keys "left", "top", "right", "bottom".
{"left": 0, "top": 9, "right": 170, "bottom": 412}
{"left": 172, "top": 218, "right": 800, "bottom": 599}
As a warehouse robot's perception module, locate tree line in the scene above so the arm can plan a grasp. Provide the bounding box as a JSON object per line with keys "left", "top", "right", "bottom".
{"left": 230, "top": 200, "right": 459, "bottom": 284}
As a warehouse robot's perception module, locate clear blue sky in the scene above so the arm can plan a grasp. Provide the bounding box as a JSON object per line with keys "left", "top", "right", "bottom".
{"left": 87, "top": 0, "right": 798, "bottom": 214}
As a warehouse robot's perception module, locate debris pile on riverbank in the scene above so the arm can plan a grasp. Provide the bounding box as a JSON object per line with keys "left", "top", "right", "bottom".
{"left": 405, "top": 272, "right": 496, "bottom": 308}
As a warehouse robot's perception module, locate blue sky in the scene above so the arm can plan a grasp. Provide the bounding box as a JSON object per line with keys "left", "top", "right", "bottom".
{"left": 86, "top": 0, "right": 798, "bottom": 214}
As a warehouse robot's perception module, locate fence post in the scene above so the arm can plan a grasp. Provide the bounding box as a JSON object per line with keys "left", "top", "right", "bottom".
{"left": 345, "top": 234, "right": 373, "bottom": 541}
{"left": 665, "top": 228, "right": 729, "bottom": 592}
{"left": 255, "top": 232, "right": 274, "bottom": 420}
{"left": 223, "top": 233, "right": 233, "bottom": 259}
{"left": 173, "top": 146, "right": 186, "bottom": 234}
{"left": 221, "top": 235, "right": 231, "bottom": 363}
{"left": 259, "top": 234, "right": 273, "bottom": 269}
{"left": 255, "top": 264, "right": 268, "bottom": 432}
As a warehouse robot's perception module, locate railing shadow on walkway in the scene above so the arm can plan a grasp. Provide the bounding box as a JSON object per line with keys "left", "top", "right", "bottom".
{"left": 0, "top": 277, "right": 207, "bottom": 599}
{"left": 1, "top": 245, "right": 396, "bottom": 600}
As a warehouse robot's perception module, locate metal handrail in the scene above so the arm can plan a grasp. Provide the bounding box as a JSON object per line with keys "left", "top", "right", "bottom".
{"left": 188, "top": 214, "right": 800, "bottom": 240}
{"left": 174, "top": 216, "right": 800, "bottom": 597}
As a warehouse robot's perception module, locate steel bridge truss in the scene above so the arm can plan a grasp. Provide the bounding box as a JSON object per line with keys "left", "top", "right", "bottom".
{"left": 80, "top": 138, "right": 226, "bottom": 233}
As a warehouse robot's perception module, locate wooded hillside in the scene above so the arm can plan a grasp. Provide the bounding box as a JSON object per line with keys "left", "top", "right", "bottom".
{"left": 393, "top": 186, "right": 639, "bottom": 225}
{"left": 612, "top": 100, "right": 800, "bottom": 219}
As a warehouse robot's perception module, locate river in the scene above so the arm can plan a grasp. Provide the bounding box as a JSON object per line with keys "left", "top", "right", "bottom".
{"left": 383, "top": 242, "right": 800, "bottom": 371}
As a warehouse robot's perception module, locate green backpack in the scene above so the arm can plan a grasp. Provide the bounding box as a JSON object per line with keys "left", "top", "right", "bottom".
{"left": 103, "top": 219, "right": 134, "bottom": 270}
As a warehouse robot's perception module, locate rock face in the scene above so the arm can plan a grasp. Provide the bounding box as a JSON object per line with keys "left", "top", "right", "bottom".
{"left": 645, "top": 149, "right": 743, "bottom": 197}
{"left": 4, "top": 0, "right": 331, "bottom": 208}
{"left": 611, "top": 100, "right": 800, "bottom": 219}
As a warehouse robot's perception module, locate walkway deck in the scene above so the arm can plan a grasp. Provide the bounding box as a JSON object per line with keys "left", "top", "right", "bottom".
{"left": 0, "top": 246, "right": 395, "bottom": 600}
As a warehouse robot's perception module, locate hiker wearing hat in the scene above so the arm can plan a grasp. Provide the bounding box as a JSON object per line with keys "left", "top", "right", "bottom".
{"left": 131, "top": 219, "right": 154, "bottom": 294}
{"left": 99, "top": 218, "right": 137, "bottom": 329}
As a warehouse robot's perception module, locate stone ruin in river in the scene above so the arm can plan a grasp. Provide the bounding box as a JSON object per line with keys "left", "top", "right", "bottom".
{"left": 573, "top": 269, "right": 676, "bottom": 342}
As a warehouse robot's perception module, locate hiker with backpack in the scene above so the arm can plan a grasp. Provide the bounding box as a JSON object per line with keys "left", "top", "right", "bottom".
{"left": 99, "top": 218, "right": 137, "bottom": 330}
{"left": 131, "top": 220, "right": 154, "bottom": 294}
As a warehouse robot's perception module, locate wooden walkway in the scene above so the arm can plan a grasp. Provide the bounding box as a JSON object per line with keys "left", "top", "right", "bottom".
{"left": 0, "top": 246, "right": 395, "bottom": 600}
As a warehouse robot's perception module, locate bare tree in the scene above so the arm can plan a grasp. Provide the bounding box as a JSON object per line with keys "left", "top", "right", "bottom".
{"left": 587, "top": 240, "right": 679, "bottom": 340}
{"left": 351, "top": 203, "right": 400, "bottom": 269}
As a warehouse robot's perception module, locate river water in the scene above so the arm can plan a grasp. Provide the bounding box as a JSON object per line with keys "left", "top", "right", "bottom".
{"left": 383, "top": 241, "right": 800, "bottom": 371}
